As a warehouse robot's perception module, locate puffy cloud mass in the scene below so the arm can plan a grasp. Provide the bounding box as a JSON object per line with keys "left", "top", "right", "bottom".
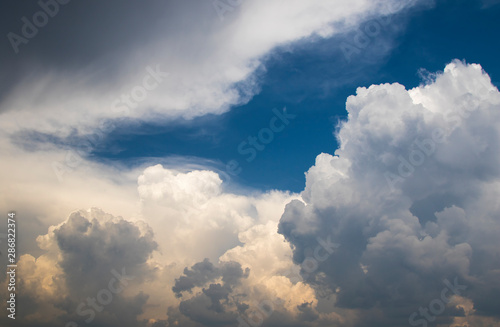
{"left": 278, "top": 60, "right": 500, "bottom": 326}
{"left": 1, "top": 163, "right": 307, "bottom": 327}
{"left": 2, "top": 59, "right": 500, "bottom": 327}
{"left": 2, "top": 0, "right": 499, "bottom": 326}
{"left": 0, "top": 208, "right": 157, "bottom": 327}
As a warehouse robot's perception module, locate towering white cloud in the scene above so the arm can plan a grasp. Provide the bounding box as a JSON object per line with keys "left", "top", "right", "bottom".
{"left": 278, "top": 60, "right": 500, "bottom": 326}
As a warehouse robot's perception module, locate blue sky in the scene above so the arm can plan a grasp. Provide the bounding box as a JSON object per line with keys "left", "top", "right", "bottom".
{"left": 92, "top": 0, "right": 500, "bottom": 192}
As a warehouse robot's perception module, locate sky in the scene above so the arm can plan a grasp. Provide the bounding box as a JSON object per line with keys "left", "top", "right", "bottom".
{"left": 0, "top": 0, "right": 500, "bottom": 327}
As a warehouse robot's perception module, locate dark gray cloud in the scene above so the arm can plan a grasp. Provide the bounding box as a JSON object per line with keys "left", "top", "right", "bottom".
{"left": 0, "top": 208, "right": 158, "bottom": 327}
{"left": 203, "top": 283, "right": 230, "bottom": 312}
{"left": 173, "top": 259, "right": 223, "bottom": 297}
{"left": 296, "top": 302, "right": 319, "bottom": 322}
{"left": 53, "top": 209, "right": 157, "bottom": 326}
{"left": 170, "top": 258, "right": 325, "bottom": 327}
{"left": 173, "top": 259, "right": 249, "bottom": 298}
{"left": 55, "top": 210, "right": 157, "bottom": 294}
{"left": 0, "top": 0, "right": 217, "bottom": 119}
{"left": 0, "top": 0, "right": 206, "bottom": 90}
{"left": 179, "top": 294, "right": 238, "bottom": 326}
{"left": 171, "top": 259, "right": 250, "bottom": 326}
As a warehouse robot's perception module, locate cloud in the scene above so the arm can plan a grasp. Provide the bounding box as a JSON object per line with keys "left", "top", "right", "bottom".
{"left": 0, "top": 0, "right": 424, "bottom": 138}
{"left": 135, "top": 165, "right": 323, "bottom": 325}
{"left": 137, "top": 164, "right": 298, "bottom": 267}
{"left": 4, "top": 1, "right": 499, "bottom": 326}
{"left": 0, "top": 208, "right": 157, "bottom": 327}
{"left": 3, "top": 59, "right": 500, "bottom": 327}
{"left": 49, "top": 209, "right": 157, "bottom": 293}
{"left": 169, "top": 259, "right": 249, "bottom": 326}
{"left": 138, "top": 166, "right": 222, "bottom": 206}
{"left": 3, "top": 50, "right": 500, "bottom": 327}
{"left": 172, "top": 259, "right": 249, "bottom": 298}
{"left": 278, "top": 60, "right": 500, "bottom": 326}
{"left": 168, "top": 254, "right": 323, "bottom": 327}
{"left": 0, "top": 159, "right": 307, "bottom": 326}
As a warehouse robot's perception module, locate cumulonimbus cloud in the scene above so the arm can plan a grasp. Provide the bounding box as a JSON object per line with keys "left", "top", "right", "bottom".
{"left": 278, "top": 60, "right": 500, "bottom": 326}
{"left": 3, "top": 59, "right": 499, "bottom": 327}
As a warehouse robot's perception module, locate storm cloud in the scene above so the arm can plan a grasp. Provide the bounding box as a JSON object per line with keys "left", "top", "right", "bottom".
{"left": 278, "top": 60, "right": 500, "bottom": 326}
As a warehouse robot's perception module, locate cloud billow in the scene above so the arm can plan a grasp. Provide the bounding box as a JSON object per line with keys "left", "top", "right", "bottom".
{"left": 3, "top": 60, "right": 500, "bottom": 327}
{"left": 1, "top": 208, "right": 158, "bottom": 327}
{"left": 278, "top": 60, "right": 500, "bottom": 326}
{"left": 171, "top": 259, "right": 250, "bottom": 326}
